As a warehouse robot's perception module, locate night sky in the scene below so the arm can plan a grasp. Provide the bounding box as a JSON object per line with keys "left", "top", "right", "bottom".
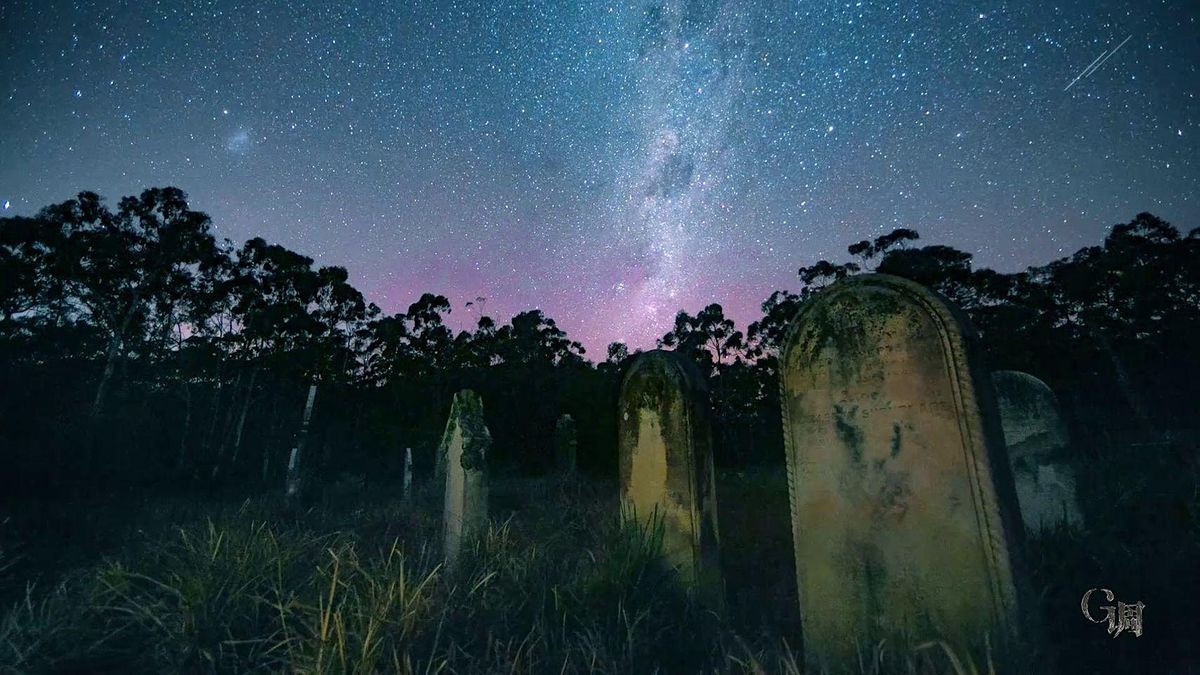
{"left": 2, "top": 1, "right": 1197, "bottom": 355}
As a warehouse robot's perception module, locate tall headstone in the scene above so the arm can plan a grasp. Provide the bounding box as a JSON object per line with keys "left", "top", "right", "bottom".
{"left": 554, "top": 414, "right": 578, "bottom": 474}
{"left": 779, "top": 274, "right": 1029, "bottom": 671}
{"left": 618, "top": 350, "right": 722, "bottom": 607}
{"left": 402, "top": 447, "right": 413, "bottom": 500}
{"left": 285, "top": 382, "right": 318, "bottom": 507}
{"left": 440, "top": 390, "right": 491, "bottom": 568}
{"left": 992, "top": 370, "right": 1083, "bottom": 533}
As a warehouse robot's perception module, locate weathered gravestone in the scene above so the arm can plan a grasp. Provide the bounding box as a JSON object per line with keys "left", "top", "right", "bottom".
{"left": 555, "top": 414, "right": 578, "bottom": 474}
{"left": 779, "top": 274, "right": 1029, "bottom": 671}
{"left": 402, "top": 447, "right": 413, "bottom": 501}
{"left": 992, "top": 370, "right": 1083, "bottom": 533}
{"left": 618, "top": 350, "right": 722, "bottom": 607}
{"left": 439, "top": 390, "right": 491, "bottom": 568}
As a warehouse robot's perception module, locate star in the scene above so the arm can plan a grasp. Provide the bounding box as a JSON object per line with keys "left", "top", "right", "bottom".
{"left": 0, "top": 0, "right": 1195, "bottom": 353}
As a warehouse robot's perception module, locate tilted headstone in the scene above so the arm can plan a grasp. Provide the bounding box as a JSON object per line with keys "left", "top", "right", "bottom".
{"left": 285, "top": 382, "right": 318, "bottom": 507}
{"left": 992, "top": 370, "right": 1083, "bottom": 533}
{"left": 618, "top": 350, "right": 722, "bottom": 607}
{"left": 440, "top": 390, "right": 491, "bottom": 567}
{"left": 554, "top": 414, "right": 578, "bottom": 474}
{"left": 779, "top": 274, "right": 1029, "bottom": 670}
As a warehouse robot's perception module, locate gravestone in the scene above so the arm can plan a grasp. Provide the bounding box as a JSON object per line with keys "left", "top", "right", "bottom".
{"left": 439, "top": 390, "right": 491, "bottom": 568}
{"left": 555, "top": 414, "right": 578, "bottom": 474}
{"left": 402, "top": 447, "right": 413, "bottom": 500}
{"left": 618, "top": 350, "right": 722, "bottom": 607}
{"left": 284, "top": 447, "right": 301, "bottom": 501}
{"left": 992, "top": 370, "right": 1083, "bottom": 533}
{"left": 779, "top": 274, "right": 1029, "bottom": 671}
{"left": 285, "top": 382, "right": 318, "bottom": 507}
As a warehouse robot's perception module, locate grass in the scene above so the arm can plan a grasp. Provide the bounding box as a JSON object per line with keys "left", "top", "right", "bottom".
{"left": 2, "top": 480, "right": 718, "bottom": 673}
{"left": 1, "top": 461, "right": 1197, "bottom": 674}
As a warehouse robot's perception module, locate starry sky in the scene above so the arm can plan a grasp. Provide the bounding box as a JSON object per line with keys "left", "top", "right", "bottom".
{"left": 1, "top": 1, "right": 1197, "bottom": 355}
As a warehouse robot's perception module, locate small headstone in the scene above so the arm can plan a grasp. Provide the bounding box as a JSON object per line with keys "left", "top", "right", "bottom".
{"left": 992, "top": 370, "right": 1083, "bottom": 533}
{"left": 779, "top": 274, "right": 1029, "bottom": 670}
{"left": 440, "top": 390, "right": 491, "bottom": 568}
{"left": 554, "top": 414, "right": 578, "bottom": 474}
{"left": 284, "top": 447, "right": 300, "bottom": 499}
{"left": 402, "top": 446, "right": 413, "bottom": 500}
{"left": 618, "top": 350, "right": 722, "bottom": 607}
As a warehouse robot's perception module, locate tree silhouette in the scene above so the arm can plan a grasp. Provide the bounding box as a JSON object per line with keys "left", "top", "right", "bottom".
{"left": 657, "top": 303, "right": 744, "bottom": 377}
{"left": 1, "top": 190, "right": 1196, "bottom": 497}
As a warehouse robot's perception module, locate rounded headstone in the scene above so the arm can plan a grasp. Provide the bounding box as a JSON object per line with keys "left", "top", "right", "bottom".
{"left": 618, "top": 350, "right": 722, "bottom": 607}
{"left": 992, "top": 370, "right": 1069, "bottom": 462}
{"left": 779, "top": 274, "right": 1029, "bottom": 670}
{"left": 992, "top": 370, "right": 1083, "bottom": 533}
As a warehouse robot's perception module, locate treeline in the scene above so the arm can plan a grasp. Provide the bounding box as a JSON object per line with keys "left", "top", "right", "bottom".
{"left": 2, "top": 188, "right": 1197, "bottom": 500}
{"left": 799, "top": 217, "right": 1200, "bottom": 448}
{"left": 0, "top": 189, "right": 614, "bottom": 498}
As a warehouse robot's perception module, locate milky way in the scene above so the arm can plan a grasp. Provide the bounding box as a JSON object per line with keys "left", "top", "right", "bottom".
{"left": 1, "top": 1, "right": 1197, "bottom": 355}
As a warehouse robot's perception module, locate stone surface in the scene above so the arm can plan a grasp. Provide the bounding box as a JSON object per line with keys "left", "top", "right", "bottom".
{"left": 285, "top": 383, "right": 318, "bottom": 506}
{"left": 440, "top": 389, "right": 491, "bottom": 568}
{"left": 402, "top": 446, "right": 413, "bottom": 500}
{"left": 555, "top": 414, "right": 578, "bottom": 474}
{"left": 992, "top": 370, "right": 1083, "bottom": 533}
{"left": 779, "top": 273, "right": 1028, "bottom": 670}
{"left": 618, "top": 350, "right": 722, "bottom": 607}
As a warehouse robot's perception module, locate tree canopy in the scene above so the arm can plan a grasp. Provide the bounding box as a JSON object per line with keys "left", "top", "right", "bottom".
{"left": 2, "top": 190, "right": 1195, "bottom": 496}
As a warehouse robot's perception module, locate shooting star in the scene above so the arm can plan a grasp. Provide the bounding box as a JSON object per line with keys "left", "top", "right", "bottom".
{"left": 1064, "top": 34, "right": 1132, "bottom": 91}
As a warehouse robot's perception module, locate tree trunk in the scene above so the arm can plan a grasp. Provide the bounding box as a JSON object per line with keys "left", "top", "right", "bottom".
{"left": 350, "top": 399, "right": 366, "bottom": 485}
{"left": 202, "top": 377, "right": 224, "bottom": 461}
{"left": 227, "top": 367, "right": 260, "bottom": 470}
{"left": 177, "top": 381, "right": 192, "bottom": 470}
{"left": 712, "top": 362, "right": 731, "bottom": 462}
{"left": 262, "top": 391, "right": 281, "bottom": 484}
{"left": 92, "top": 335, "right": 124, "bottom": 419}
{"left": 209, "top": 369, "right": 246, "bottom": 478}
{"left": 1089, "top": 325, "right": 1155, "bottom": 437}
{"left": 91, "top": 287, "right": 147, "bottom": 418}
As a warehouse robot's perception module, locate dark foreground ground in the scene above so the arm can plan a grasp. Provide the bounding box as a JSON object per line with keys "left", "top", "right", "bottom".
{"left": 1, "top": 460, "right": 1198, "bottom": 674}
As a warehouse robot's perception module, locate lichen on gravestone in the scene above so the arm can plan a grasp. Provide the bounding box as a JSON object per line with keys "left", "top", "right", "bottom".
{"left": 617, "top": 350, "right": 723, "bottom": 610}
{"left": 436, "top": 389, "right": 490, "bottom": 479}
{"left": 440, "top": 389, "right": 491, "bottom": 568}
{"left": 779, "top": 274, "right": 1033, "bottom": 672}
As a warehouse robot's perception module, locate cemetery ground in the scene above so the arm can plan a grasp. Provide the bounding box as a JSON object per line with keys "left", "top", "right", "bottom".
{"left": 2, "top": 445, "right": 1197, "bottom": 675}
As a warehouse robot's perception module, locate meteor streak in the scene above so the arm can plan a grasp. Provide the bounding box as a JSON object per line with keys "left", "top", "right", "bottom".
{"left": 1064, "top": 34, "right": 1132, "bottom": 91}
